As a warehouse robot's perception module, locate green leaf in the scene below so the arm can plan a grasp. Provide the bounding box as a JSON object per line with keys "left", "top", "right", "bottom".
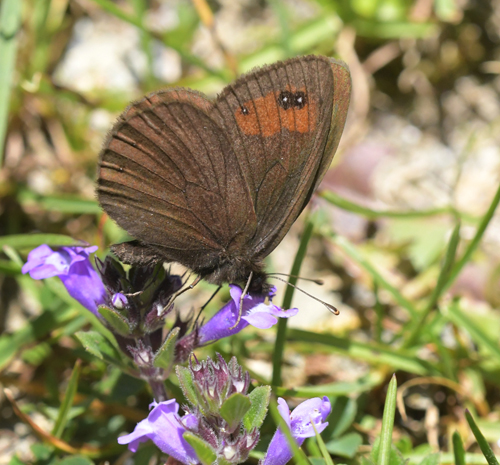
{"left": 0, "top": 234, "right": 86, "bottom": 250}
{"left": 418, "top": 453, "right": 440, "bottom": 465}
{"left": 310, "top": 459, "right": 327, "bottom": 465}
{"left": 353, "top": 19, "right": 437, "bottom": 39}
{"left": 176, "top": 366, "right": 198, "bottom": 408}
{"left": 330, "top": 397, "right": 358, "bottom": 438}
{"left": 17, "top": 190, "right": 102, "bottom": 214}
{"left": 220, "top": 393, "right": 251, "bottom": 432}
{"left": 8, "top": 455, "right": 26, "bottom": 465}
{"left": 465, "top": 410, "right": 500, "bottom": 465}
{"left": 378, "top": 375, "right": 398, "bottom": 465}
{"left": 98, "top": 306, "right": 130, "bottom": 337}
{"left": 287, "top": 329, "right": 437, "bottom": 376}
{"left": 453, "top": 431, "right": 466, "bottom": 465}
{"left": 75, "top": 331, "right": 130, "bottom": 371}
{"left": 326, "top": 432, "right": 362, "bottom": 459}
{"left": 153, "top": 327, "right": 180, "bottom": 370}
{"left": 52, "top": 359, "right": 82, "bottom": 438}
{"left": 183, "top": 432, "right": 217, "bottom": 465}
{"left": 31, "top": 443, "right": 54, "bottom": 460}
{"left": 276, "top": 372, "right": 383, "bottom": 398}
{"left": 243, "top": 386, "right": 271, "bottom": 431}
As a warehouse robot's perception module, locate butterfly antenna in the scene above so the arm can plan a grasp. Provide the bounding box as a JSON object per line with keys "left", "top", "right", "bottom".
{"left": 268, "top": 275, "right": 339, "bottom": 315}
{"left": 194, "top": 285, "right": 222, "bottom": 326}
{"left": 229, "top": 271, "right": 253, "bottom": 330}
{"left": 267, "top": 272, "right": 324, "bottom": 286}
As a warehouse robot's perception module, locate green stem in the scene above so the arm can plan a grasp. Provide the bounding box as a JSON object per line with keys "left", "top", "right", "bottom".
{"left": 272, "top": 211, "right": 316, "bottom": 387}
{"left": 444, "top": 182, "right": 500, "bottom": 294}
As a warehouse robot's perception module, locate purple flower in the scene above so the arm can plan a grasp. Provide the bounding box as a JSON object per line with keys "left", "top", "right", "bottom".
{"left": 22, "top": 244, "right": 106, "bottom": 316}
{"left": 118, "top": 399, "right": 199, "bottom": 464}
{"left": 198, "top": 285, "right": 298, "bottom": 344}
{"left": 262, "top": 396, "right": 331, "bottom": 465}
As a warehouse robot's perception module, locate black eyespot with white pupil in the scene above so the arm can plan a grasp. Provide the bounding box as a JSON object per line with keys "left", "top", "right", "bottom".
{"left": 277, "top": 91, "right": 307, "bottom": 110}
{"left": 294, "top": 91, "right": 307, "bottom": 109}
{"left": 241, "top": 106, "right": 249, "bottom": 115}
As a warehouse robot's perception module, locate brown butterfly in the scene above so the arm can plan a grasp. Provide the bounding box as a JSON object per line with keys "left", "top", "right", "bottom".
{"left": 97, "top": 55, "right": 351, "bottom": 293}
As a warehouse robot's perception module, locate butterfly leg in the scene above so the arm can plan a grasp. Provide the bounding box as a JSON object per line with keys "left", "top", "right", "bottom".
{"left": 169, "top": 275, "right": 202, "bottom": 304}
{"left": 229, "top": 271, "right": 253, "bottom": 330}
{"left": 194, "top": 285, "right": 222, "bottom": 326}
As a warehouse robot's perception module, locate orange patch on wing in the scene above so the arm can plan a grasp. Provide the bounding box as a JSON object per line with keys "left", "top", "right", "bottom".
{"left": 235, "top": 87, "right": 317, "bottom": 137}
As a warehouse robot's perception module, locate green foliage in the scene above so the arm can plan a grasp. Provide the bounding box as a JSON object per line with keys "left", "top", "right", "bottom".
{"left": 183, "top": 433, "right": 217, "bottom": 465}
{"left": 220, "top": 393, "right": 252, "bottom": 431}
{"left": 243, "top": 386, "right": 271, "bottom": 431}
{"left": 153, "top": 327, "right": 180, "bottom": 370}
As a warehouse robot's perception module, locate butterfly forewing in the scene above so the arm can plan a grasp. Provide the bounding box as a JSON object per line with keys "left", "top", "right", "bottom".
{"left": 212, "top": 56, "right": 338, "bottom": 257}
{"left": 98, "top": 89, "right": 256, "bottom": 270}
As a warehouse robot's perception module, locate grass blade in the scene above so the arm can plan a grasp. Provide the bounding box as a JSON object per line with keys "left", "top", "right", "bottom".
{"left": 329, "top": 234, "right": 418, "bottom": 319}
{"left": 452, "top": 431, "right": 466, "bottom": 465}
{"left": 0, "top": 0, "right": 22, "bottom": 164}
{"left": 444, "top": 182, "right": 500, "bottom": 293}
{"left": 312, "top": 421, "right": 334, "bottom": 465}
{"left": 403, "top": 221, "right": 461, "bottom": 348}
{"left": 272, "top": 210, "right": 316, "bottom": 386}
{"left": 287, "top": 329, "right": 437, "bottom": 375}
{"left": 320, "top": 191, "right": 454, "bottom": 219}
{"left": 377, "top": 374, "right": 397, "bottom": 465}
{"left": 445, "top": 301, "right": 500, "bottom": 363}
{"left": 465, "top": 410, "right": 500, "bottom": 465}
{"left": 52, "top": 359, "right": 82, "bottom": 438}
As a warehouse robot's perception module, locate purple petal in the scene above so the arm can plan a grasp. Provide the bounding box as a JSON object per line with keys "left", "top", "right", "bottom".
{"left": 243, "top": 303, "right": 298, "bottom": 329}
{"left": 277, "top": 398, "right": 292, "bottom": 428}
{"left": 263, "top": 397, "right": 332, "bottom": 465}
{"left": 262, "top": 428, "right": 296, "bottom": 465}
{"left": 242, "top": 311, "right": 278, "bottom": 329}
{"left": 22, "top": 245, "right": 72, "bottom": 278}
{"left": 118, "top": 400, "right": 199, "bottom": 464}
{"left": 22, "top": 244, "right": 106, "bottom": 315}
{"left": 199, "top": 284, "right": 298, "bottom": 343}
{"left": 118, "top": 418, "right": 153, "bottom": 452}
{"left": 290, "top": 396, "right": 331, "bottom": 438}
{"left": 60, "top": 259, "right": 106, "bottom": 315}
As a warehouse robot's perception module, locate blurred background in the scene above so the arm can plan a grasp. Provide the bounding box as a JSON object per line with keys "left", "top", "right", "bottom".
{"left": 2, "top": 0, "right": 500, "bottom": 463}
